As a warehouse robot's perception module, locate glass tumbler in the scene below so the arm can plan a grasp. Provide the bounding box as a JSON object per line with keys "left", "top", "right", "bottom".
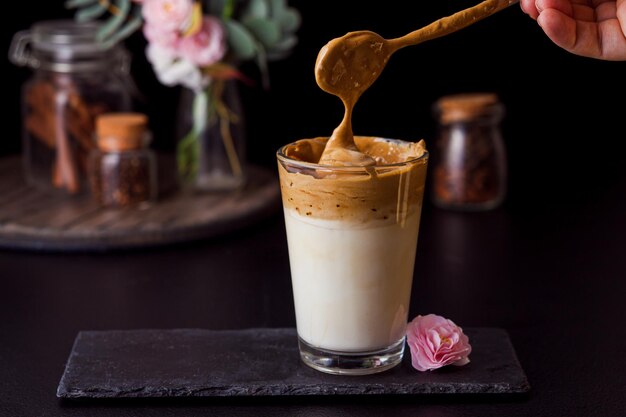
{"left": 277, "top": 136, "right": 429, "bottom": 375}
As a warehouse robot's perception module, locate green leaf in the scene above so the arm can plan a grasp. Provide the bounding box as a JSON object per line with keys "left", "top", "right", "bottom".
{"left": 103, "top": 14, "right": 143, "bottom": 47}
{"left": 242, "top": 17, "right": 280, "bottom": 48}
{"left": 96, "top": 0, "right": 130, "bottom": 41}
{"left": 222, "top": 0, "right": 236, "bottom": 20}
{"left": 244, "top": 0, "right": 269, "bottom": 19}
{"left": 224, "top": 20, "right": 257, "bottom": 60}
{"left": 269, "top": 34, "right": 297, "bottom": 52}
{"left": 268, "top": 0, "right": 287, "bottom": 17}
{"left": 76, "top": 3, "right": 108, "bottom": 22}
{"left": 65, "top": 0, "right": 98, "bottom": 9}
{"left": 266, "top": 35, "right": 297, "bottom": 60}
{"left": 278, "top": 9, "right": 301, "bottom": 33}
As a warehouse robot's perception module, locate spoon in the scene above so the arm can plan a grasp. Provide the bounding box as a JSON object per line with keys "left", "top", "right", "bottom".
{"left": 316, "top": 0, "right": 519, "bottom": 100}
{"left": 315, "top": 0, "right": 519, "bottom": 165}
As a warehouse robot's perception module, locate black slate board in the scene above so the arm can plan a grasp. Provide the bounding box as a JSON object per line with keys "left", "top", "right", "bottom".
{"left": 57, "top": 327, "right": 530, "bottom": 399}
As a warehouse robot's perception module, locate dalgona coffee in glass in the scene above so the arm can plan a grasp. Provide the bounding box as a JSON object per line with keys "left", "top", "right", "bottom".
{"left": 277, "top": 137, "right": 428, "bottom": 374}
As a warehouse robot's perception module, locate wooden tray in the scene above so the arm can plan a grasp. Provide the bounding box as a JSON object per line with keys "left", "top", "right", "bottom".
{"left": 0, "top": 156, "right": 281, "bottom": 251}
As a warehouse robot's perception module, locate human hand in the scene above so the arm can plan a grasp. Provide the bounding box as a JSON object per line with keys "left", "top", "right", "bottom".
{"left": 520, "top": 0, "right": 626, "bottom": 60}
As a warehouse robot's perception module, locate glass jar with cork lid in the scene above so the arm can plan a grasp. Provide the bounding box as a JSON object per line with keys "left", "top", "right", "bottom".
{"left": 9, "top": 19, "right": 133, "bottom": 195}
{"left": 431, "top": 92, "right": 507, "bottom": 211}
{"left": 88, "top": 113, "right": 157, "bottom": 208}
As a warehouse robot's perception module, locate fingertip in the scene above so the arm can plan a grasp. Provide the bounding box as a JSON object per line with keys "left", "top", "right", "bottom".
{"left": 520, "top": 0, "right": 540, "bottom": 20}
{"left": 519, "top": 0, "right": 528, "bottom": 13}
{"left": 536, "top": 10, "right": 546, "bottom": 29}
{"left": 535, "top": 0, "right": 546, "bottom": 13}
{"left": 536, "top": 9, "right": 576, "bottom": 50}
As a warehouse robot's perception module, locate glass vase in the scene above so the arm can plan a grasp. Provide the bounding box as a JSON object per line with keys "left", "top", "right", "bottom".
{"left": 176, "top": 80, "right": 247, "bottom": 193}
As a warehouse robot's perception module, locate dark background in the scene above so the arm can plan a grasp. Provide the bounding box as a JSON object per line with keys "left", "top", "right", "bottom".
{"left": 2, "top": 3, "right": 626, "bottom": 416}
{"left": 3, "top": 0, "right": 626, "bottom": 207}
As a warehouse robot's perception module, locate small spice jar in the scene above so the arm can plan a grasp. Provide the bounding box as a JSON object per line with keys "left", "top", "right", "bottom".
{"left": 88, "top": 113, "right": 157, "bottom": 208}
{"left": 9, "top": 20, "right": 133, "bottom": 195}
{"left": 431, "top": 92, "right": 507, "bottom": 211}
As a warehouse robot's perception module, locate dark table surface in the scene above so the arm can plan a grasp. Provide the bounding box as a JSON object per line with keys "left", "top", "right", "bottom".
{"left": 1, "top": 169, "right": 625, "bottom": 417}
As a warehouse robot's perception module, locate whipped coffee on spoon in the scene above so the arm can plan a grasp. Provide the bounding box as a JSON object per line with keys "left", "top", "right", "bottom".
{"left": 315, "top": 0, "right": 519, "bottom": 166}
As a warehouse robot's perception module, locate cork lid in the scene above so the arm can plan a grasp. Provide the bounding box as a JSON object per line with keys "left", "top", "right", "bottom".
{"left": 96, "top": 113, "right": 149, "bottom": 151}
{"left": 435, "top": 93, "right": 502, "bottom": 124}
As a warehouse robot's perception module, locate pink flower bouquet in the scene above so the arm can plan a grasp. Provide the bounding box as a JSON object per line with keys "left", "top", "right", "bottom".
{"left": 66, "top": 0, "right": 301, "bottom": 185}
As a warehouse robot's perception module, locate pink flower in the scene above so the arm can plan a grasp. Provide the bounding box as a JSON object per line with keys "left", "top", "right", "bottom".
{"left": 143, "top": 23, "right": 181, "bottom": 50}
{"left": 179, "top": 16, "right": 226, "bottom": 67}
{"left": 146, "top": 43, "right": 208, "bottom": 92}
{"left": 141, "top": 0, "right": 193, "bottom": 32}
{"left": 406, "top": 314, "right": 472, "bottom": 372}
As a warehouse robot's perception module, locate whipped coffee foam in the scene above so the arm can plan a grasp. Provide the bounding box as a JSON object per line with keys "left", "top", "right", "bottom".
{"left": 279, "top": 137, "right": 427, "bottom": 224}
